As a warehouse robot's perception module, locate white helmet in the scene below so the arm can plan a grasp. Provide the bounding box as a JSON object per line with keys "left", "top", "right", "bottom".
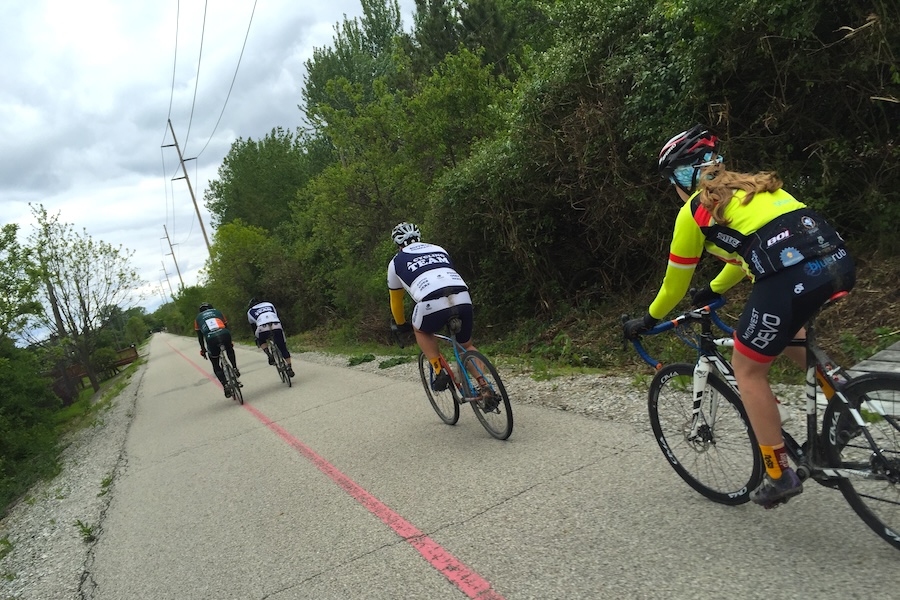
{"left": 391, "top": 222, "right": 421, "bottom": 246}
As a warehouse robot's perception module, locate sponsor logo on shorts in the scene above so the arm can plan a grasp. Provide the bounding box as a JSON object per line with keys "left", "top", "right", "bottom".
{"left": 747, "top": 312, "right": 781, "bottom": 351}
{"left": 794, "top": 283, "right": 805, "bottom": 294}
{"left": 801, "top": 216, "right": 817, "bottom": 230}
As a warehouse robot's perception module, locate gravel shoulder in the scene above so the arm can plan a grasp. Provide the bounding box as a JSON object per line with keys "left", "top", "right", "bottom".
{"left": 0, "top": 348, "right": 804, "bottom": 599}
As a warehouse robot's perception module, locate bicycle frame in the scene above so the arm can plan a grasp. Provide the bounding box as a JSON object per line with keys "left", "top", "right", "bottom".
{"left": 630, "top": 296, "right": 893, "bottom": 485}
{"left": 433, "top": 331, "right": 482, "bottom": 402}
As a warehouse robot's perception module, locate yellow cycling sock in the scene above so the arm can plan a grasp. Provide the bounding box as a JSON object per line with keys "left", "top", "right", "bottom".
{"left": 760, "top": 444, "right": 789, "bottom": 479}
{"left": 430, "top": 357, "right": 442, "bottom": 374}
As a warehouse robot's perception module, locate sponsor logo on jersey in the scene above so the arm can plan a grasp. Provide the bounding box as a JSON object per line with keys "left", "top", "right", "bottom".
{"left": 766, "top": 229, "right": 791, "bottom": 248}
{"left": 802, "top": 247, "right": 848, "bottom": 277}
{"left": 780, "top": 246, "right": 804, "bottom": 267}
{"left": 406, "top": 253, "right": 450, "bottom": 272}
{"left": 716, "top": 231, "right": 741, "bottom": 249}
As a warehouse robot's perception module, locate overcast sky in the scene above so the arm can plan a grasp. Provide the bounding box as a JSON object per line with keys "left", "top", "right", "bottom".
{"left": 0, "top": 0, "right": 416, "bottom": 314}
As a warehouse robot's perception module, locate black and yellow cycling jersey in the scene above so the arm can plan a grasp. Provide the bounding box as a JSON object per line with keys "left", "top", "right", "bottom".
{"left": 649, "top": 188, "right": 845, "bottom": 320}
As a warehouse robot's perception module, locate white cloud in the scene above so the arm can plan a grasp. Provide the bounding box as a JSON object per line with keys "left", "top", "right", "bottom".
{"left": 0, "top": 0, "right": 417, "bottom": 315}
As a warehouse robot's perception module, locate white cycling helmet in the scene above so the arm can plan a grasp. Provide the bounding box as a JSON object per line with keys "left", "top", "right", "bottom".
{"left": 391, "top": 222, "right": 421, "bottom": 246}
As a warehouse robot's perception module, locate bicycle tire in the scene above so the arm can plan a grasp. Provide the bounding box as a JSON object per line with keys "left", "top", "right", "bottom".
{"left": 418, "top": 352, "right": 460, "bottom": 425}
{"left": 823, "top": 373, "right": 900, "bottom": 551}
{"left": 462, "top": 350, "right": 513, "bottom": 440}
{"left": 223, "top": 361, "right": 243, "bottom": 405}
{"left": 273, "top": 344, "right": 291, "bottom": 388}
{"left": 648, "top": 363, "right": 762, "bottom": 505}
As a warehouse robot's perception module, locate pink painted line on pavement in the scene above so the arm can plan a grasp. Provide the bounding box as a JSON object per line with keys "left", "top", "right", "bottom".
{"left": 167, "top": 341, "right": 223, "bottom": 388}
{"left": 243, "top": 403, "right": 507, "bottom": 600}
{"left": 168, "top": 339, "right": 505, "bottom": 598}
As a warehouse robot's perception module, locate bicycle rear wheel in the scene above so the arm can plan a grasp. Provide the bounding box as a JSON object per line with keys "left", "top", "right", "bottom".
{"left": 223, "top": 361, "right": 243, "bottom": 405}
{"left": 418, "top": 353, "right": 460, "bottom": 425}
{"left": 649, "top": 363, "right": 762, "bottom": 505}
{"left": 823, "top": 374, "right": 900, "bottom": 551}
{"left": 462, "top": 350, "right": 513, "bottom": 440}
{"left": 273, "top": 344, "right": 291, "bottom": 387}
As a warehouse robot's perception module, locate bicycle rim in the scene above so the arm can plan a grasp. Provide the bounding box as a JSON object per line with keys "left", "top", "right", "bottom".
{"left": 224, "top": 363, "right": 243, "bottom": 405}
{"left": 274, "top": 348, "right": 287, "bottom": 384}
{"left": 462, "top": 350, "right": 513, "bottom": 440}
{"left": 649, "top": 363, "right": 761, "bottom": 505}
{"left": 418, "top": 353, "right": 460, "bottom": 425}
{"left": 824, "top": 374, "right": 900, "bottom": 550}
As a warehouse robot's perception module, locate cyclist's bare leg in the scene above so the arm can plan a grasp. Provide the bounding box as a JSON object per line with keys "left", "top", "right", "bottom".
{"left": 732, "top": 351, "right": 782, "bottom": 446}
{"left": 414, "top": 329, "right": 441, "bottom": 364}
{"left": 781, "top": 326, "right": 807, "bottom": 369}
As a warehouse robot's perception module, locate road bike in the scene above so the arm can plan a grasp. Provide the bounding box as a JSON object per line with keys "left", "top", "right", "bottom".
{"left": 263, "top": 331, "right": 292, "bottom": 388}
{"left": 392, "top": 317, "right": 513, "bottom": 440}
{"left": 625, "top": 294, "right": 900, "bottom": 550}
{"left": 217, "top": 341, "right": 243, "bottom": 405}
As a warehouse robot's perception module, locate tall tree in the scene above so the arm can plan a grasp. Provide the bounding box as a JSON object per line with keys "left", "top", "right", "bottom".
{"left": 203, "top": 127, "right": 329, "bottom": 231}
{"left": 302, "top": 0, "right": 405, "bottom": 126}
{"left": 0, "top": 224, "right": 40, "bottom": 339}
{"left": 27, "top": 205, "right": 144, "bottom": 392}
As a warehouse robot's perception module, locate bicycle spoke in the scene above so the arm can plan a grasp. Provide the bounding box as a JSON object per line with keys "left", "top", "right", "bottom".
{"left": 649, "top": 364, "right": 761, "bottom": 505}
{"left": 462, "top": 350, "right": 513, "bottom": 440}
{"left": 825, "top": 375, "right": 900, "bottom": 550}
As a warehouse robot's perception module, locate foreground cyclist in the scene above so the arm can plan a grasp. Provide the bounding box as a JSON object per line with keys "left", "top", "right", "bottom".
{"left": 195, "top": 302, "right": 241, "bottom": 397}
{"left": 623, "top": 125, "right": 856, "bottom": 508}
{"left": 247, "top": 298, "right": 295, "bottom": 378}
{"left": 387, "top": 222, "right": 490, "bottom": 399}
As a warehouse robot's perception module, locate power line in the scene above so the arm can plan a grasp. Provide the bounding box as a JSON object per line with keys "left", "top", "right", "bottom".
{"left": 196, "top": 0, "right": 258, "bottom": 160}
{"left": 182, "top": 0, "right": 209, "bottom": 154}
{"left": 161, "top": 0, "right": 181, "bottom": 145}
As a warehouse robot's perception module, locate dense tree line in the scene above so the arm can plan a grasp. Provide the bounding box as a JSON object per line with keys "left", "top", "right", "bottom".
{"left": 192, "top": 0, "right": 897, "bottom": 344}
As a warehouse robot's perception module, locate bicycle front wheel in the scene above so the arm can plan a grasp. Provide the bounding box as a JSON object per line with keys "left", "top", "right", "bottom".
{"left": 224, "top": 362, "right": 243, "bottom": 405}
{"left": 418, "top": 353, "right": 460, "bottom": 425}
{"left": 462, "top": 350, "right": 513, "bottom": 440}
{"left": 649, "top": 363, "right": 762, "bottom": 505}
{"left": 823, "top": 374, "right": 900, "bottom": 551}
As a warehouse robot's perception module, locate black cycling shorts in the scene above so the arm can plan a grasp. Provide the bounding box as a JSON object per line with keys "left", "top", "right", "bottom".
{"left": 734, "top": 247, "right": 855, "bottom": 363}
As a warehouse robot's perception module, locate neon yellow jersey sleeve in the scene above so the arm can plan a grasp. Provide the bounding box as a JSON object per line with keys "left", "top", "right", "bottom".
{"left": 390, "top": 288, "right": 406, "bottom": 324}
{"left": 648, "top": 201, "right": 705, "bottom": 319}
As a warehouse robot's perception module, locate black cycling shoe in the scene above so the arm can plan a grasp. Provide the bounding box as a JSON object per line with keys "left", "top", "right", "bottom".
{"left": 234, "top": 368, "right": 241, "bottom": 378}
{"left": 431, "top": 371, "right": 451, "bottom": 392}
{"left": 268, "top": 355, "right": 275, "bottom": 366}
{"left": 287, "top": 367, "right": 295, "bottom": 378}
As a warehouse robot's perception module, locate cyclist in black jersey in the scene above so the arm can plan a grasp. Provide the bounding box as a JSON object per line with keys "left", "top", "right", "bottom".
{"left": 623, "top": 125, "right": 855, "bottom": 508}
{"left": 387, "top": 222, "right": 484, "bottom": 393}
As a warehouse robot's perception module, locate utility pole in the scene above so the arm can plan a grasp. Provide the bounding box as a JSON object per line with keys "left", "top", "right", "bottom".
{"left": 160, "top": 262, "right": 176, "bottom": 301}
{"left": 162, "top": 224, "right": 185, "bottom": 291}
{"left": 163, "top": 119, "right": 211, "bottom": 254}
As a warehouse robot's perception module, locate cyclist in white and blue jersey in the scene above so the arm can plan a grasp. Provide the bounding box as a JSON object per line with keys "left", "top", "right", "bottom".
{"left": 247, "top": 298, "right": 294, "bottom": 378}
{"left": 387, "top": 222, "right": 483, "bottom": 392}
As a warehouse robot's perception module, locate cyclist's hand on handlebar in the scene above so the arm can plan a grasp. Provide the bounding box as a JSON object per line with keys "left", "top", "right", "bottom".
{"left": 623, "top": 313, "right": 657, "bottom": 340}
{"left": 690, "top": 283, "right": 721, "bottom": 308}
{"left": 199, "top": 349, "right": 207, "bottom": 360}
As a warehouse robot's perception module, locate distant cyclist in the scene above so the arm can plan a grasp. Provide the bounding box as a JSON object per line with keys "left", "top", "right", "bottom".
{"left": 387, "top": 222, "right": 488, "bottom": 395}
{"left": 247, "top": 298, "right": 295, "bottom": 378}
{"left": 622, "top": 125, "right": 855, "bottom": 509}
{"left": 195, "top": 302, "right": 240, "bottom": 397}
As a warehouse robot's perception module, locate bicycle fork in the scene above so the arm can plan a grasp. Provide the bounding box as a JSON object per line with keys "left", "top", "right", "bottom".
{"left": 690, "top": 358, "right": 718, "bottom": 442}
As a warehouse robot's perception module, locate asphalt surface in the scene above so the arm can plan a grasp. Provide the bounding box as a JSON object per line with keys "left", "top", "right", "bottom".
{"left": 86, "top": 333, "right": 898, "bottom": 599}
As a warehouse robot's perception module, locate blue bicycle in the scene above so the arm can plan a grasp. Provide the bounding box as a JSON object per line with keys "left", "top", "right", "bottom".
{"left": 394, "top": 317, "right": 513, "bottom": 440}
